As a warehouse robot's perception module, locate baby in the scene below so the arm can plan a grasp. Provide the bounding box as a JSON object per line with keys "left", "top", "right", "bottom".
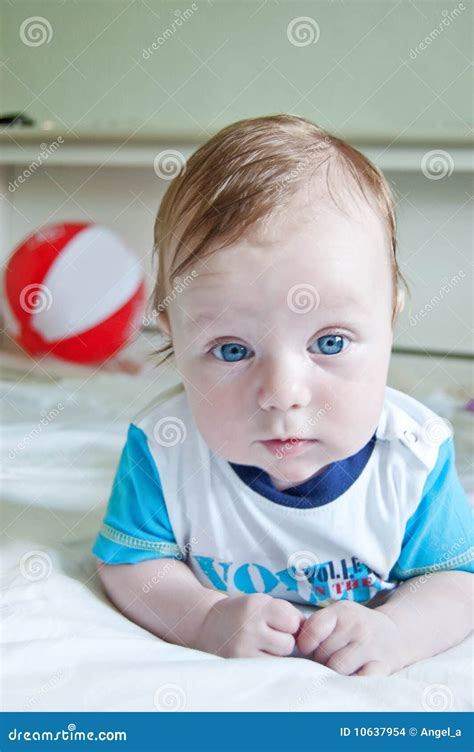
{"left": 93, "top": 115, "right": 473, "bottom": 676}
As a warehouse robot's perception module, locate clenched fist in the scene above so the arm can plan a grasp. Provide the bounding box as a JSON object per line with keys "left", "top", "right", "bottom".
{"left": 199, "top": 593, "right": 306, "bottom": 658}
{"left": 296, "top": 600, "right": 405, "bottom": 676}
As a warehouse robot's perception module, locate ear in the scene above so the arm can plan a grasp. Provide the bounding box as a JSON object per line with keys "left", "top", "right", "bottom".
{"left": 158, "top": 311, "right": 171, "bottom": 337}
{"left": 394, "top": 288, "right": 405, "bottom": 318}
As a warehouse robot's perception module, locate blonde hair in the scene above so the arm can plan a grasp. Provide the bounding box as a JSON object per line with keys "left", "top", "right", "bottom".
{"left": 150, "top": 114, "right": 409, "bottom": 366}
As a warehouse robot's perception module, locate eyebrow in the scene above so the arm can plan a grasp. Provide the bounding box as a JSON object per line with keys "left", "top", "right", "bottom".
{"left": 183, "top": 309, "right": 232, "bottom": 331}
{"left": 184, "top": 299, "right": 369, "bottom": 331}
{"left": 324, "top": 297, "right": 367, "bottom": 312}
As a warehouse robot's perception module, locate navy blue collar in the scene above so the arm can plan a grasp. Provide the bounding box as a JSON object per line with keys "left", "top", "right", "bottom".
{"left": 228, "top": 433, "right": 377, "bottom": 509}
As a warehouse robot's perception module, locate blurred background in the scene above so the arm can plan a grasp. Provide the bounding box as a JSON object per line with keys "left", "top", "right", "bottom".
{"left": 0, "top": 0, "right": 472, "bottom": 389}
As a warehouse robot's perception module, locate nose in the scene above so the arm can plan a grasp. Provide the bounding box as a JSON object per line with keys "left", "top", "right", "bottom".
{"left": 257, "top": 356, "right": 312, "bottom": 412}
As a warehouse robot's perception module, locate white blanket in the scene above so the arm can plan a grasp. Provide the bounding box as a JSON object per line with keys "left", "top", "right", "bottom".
{"left": 1, "top": 337, "right": 472, "bottom": 711}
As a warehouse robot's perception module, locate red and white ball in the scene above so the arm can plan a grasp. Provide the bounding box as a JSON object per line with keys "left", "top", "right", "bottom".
{"left": 2, "top": 222, "right": 146, "bottom": 364}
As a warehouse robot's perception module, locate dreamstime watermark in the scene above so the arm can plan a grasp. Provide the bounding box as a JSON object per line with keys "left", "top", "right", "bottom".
{"left": 22, "top": 669, "right": 69, "bottom": 711}
{"left": 19, "top": 550, "right": 53, "bottom": 582}
{"left": 20, "top": 282, "right": 53, "bottom": 314}
{"left": 143, "top": 271, "right": 199, "bottom": 326}
{"left": 142, "top": 4, "right": 199, "bottom": 59}
{"left": 273, "top": 138, "right": 332, "bottom": 195}
{"left": 409, "top": 537, "right": 466, "bottom": 592}
{"left": 18, "top": 282, "right": 54, "bottom": 315}
{"left": 9, "top": 402, "right": 65, "bottom": 459}
{"left": 287, "top": 283, "right": 321, "bottom": 314}
{"left": 409, "top": 271, "right": 465, "bottom": 326}
{"left": 409, "top": 3, "right": 466, "bottom": 59}
{"left": 8, "top": 137, "right": 64, "bottom": 193}
{"left": 287, "top": 550, "right": 320, "bottom": 581}
{"left": 20, "top": 16, "right": 53, "bottom": 46}
{"left": 274, "top": 403, "right": 332, "bottom": 459}
{"left": 420, "top": 415, "right": 453, "bottom": 446}
{"left": 153, "top": 416, "right": 187, "bottom": 447}
{"left": 8, "top": 725, "right": 127, "bottom": 743}
{"left": 421, "top": 683, "right": 455, "bottom": 711}
{"left": 153, "top": 149, "right": 187, "bottom": 179}
{"left": 290, "top": 674, "right": 329, "bottom": 711}
{"left": 142, "top": 539, "right": 197, "bottom": 593}
{"left": 287, "top": 17, "right": 320, "bottom": 47}
{"left": 154, "top": 683, "right": 187, "bottom": 711}
{"left": 421, "top": 149, "right": 454, "bottom": 179}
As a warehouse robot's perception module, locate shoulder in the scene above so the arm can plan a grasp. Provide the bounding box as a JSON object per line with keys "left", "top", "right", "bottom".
{"left": 129, "top": 382, "right": 207, "bottom": 466}
{"left": 376, "top": 386, "right": 452, "bottom": 474}
{"left": 132, "top": 382, "right": 190, "bottom": 439}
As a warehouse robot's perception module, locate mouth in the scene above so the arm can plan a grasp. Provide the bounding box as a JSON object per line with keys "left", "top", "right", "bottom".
{"left": 260, "top": 438, "right": 317, "bottom": 458}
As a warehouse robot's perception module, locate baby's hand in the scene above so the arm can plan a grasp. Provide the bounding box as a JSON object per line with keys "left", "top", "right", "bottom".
{"left": 200, "top": 593, "right": 305, "bottom": 658}
{"left": 296, "top": 600, "right": 404, "bottom": 676}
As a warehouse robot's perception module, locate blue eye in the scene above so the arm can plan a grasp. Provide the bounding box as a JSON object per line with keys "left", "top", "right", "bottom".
{"left": 309, "top": 334, "right": 347, "bottom": 356}
{"left": 210, "top": 343, "right": 252, "bottom": 362}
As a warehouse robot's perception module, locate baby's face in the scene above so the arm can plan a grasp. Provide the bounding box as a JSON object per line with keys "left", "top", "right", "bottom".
{"left": 161, "top": 192, "right": 395, "bottom": 491}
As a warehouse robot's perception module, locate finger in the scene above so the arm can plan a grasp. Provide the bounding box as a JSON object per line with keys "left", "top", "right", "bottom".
{"left": 261, "top": 627, "right": 296, "bottom": 657}
{"left": 294, "top": 611, "right": 307, "bottom": 639}
{"left": 325, "top": 642, "right": 367, "bottom": 676}
{"left": 354, "top": 661, "right": 391, "bottom": 677}
{"left": 267, "top": 600, "right": 303, "bottom": 634}
{"left": 297, "top": 607, "right": 338, "bottom": 656}
{"left": 312, "top": 630, "right": 351, "bottom": 665}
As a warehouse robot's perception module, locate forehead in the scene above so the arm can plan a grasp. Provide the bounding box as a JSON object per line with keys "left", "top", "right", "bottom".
{"left": 178, "top": 200, "right": 390, "bottom": 317}
{"left": 184, "top": 289, "right": 369, "bottom": 333}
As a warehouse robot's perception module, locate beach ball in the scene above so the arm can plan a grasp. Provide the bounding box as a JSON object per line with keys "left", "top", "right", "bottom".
{"left": 2, "top": 222, "right": 146, "bottom": 364}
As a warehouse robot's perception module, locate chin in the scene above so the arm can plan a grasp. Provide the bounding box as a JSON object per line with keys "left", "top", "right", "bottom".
{"left": 269, "top": 461, "right": 320, "bottom": 487}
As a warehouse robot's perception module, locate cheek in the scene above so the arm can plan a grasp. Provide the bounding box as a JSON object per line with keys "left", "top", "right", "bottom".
{"left": 319, "top": 349, "right": 389, "bottom": 448}
{"left": 206, "top": 384, "right": 248, "bottom": 428}
{"left": 184, "top": 381, "right": 248, "bottom": 452}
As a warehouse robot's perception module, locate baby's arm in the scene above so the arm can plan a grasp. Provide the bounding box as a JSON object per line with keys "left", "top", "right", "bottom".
{"left": 96, "top": 557, "right": 304, "bottom": 658}
{"left": 96, "top": 557, "right": 226, "bottom": 650}
{"left": 376, "top": 570, "right": 473, "bottom": 666}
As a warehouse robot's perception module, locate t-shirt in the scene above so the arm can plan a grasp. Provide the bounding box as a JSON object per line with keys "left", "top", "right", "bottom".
{"left": 92, "top": 383, "right": 473, "bottom": 607}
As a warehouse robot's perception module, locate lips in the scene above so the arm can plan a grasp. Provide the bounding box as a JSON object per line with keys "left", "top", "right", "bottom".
{"left": 261, "top": 438, "right": 316, "bottom": 457}
{"left": 274, "top": 437, "right": 304, "bottom": 442}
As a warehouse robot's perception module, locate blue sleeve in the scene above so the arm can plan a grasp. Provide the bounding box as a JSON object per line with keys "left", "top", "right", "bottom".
{"left": 91, "top": 423, "right": 182, "bottom": 564}
{"left": 389, "top": 437, "right": 473, "bottom": 581}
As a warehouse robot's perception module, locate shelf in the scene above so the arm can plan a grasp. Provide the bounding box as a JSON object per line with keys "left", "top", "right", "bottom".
{"left": 1, "top": 130, "right": 472, "bottom": 171}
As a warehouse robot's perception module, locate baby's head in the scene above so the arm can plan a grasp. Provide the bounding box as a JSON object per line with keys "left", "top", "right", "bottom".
{"left": 150, "top": 114, "right": 408, "bottom": 490}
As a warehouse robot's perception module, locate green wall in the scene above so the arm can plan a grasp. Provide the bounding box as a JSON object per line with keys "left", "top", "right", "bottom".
{"left": 1, "top": 0, "right": 472, "bottom": 143}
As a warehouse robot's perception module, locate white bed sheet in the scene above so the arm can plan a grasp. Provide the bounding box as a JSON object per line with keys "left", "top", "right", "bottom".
{"left": 1, "top": 336, "right": 473, "bottom": 712}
